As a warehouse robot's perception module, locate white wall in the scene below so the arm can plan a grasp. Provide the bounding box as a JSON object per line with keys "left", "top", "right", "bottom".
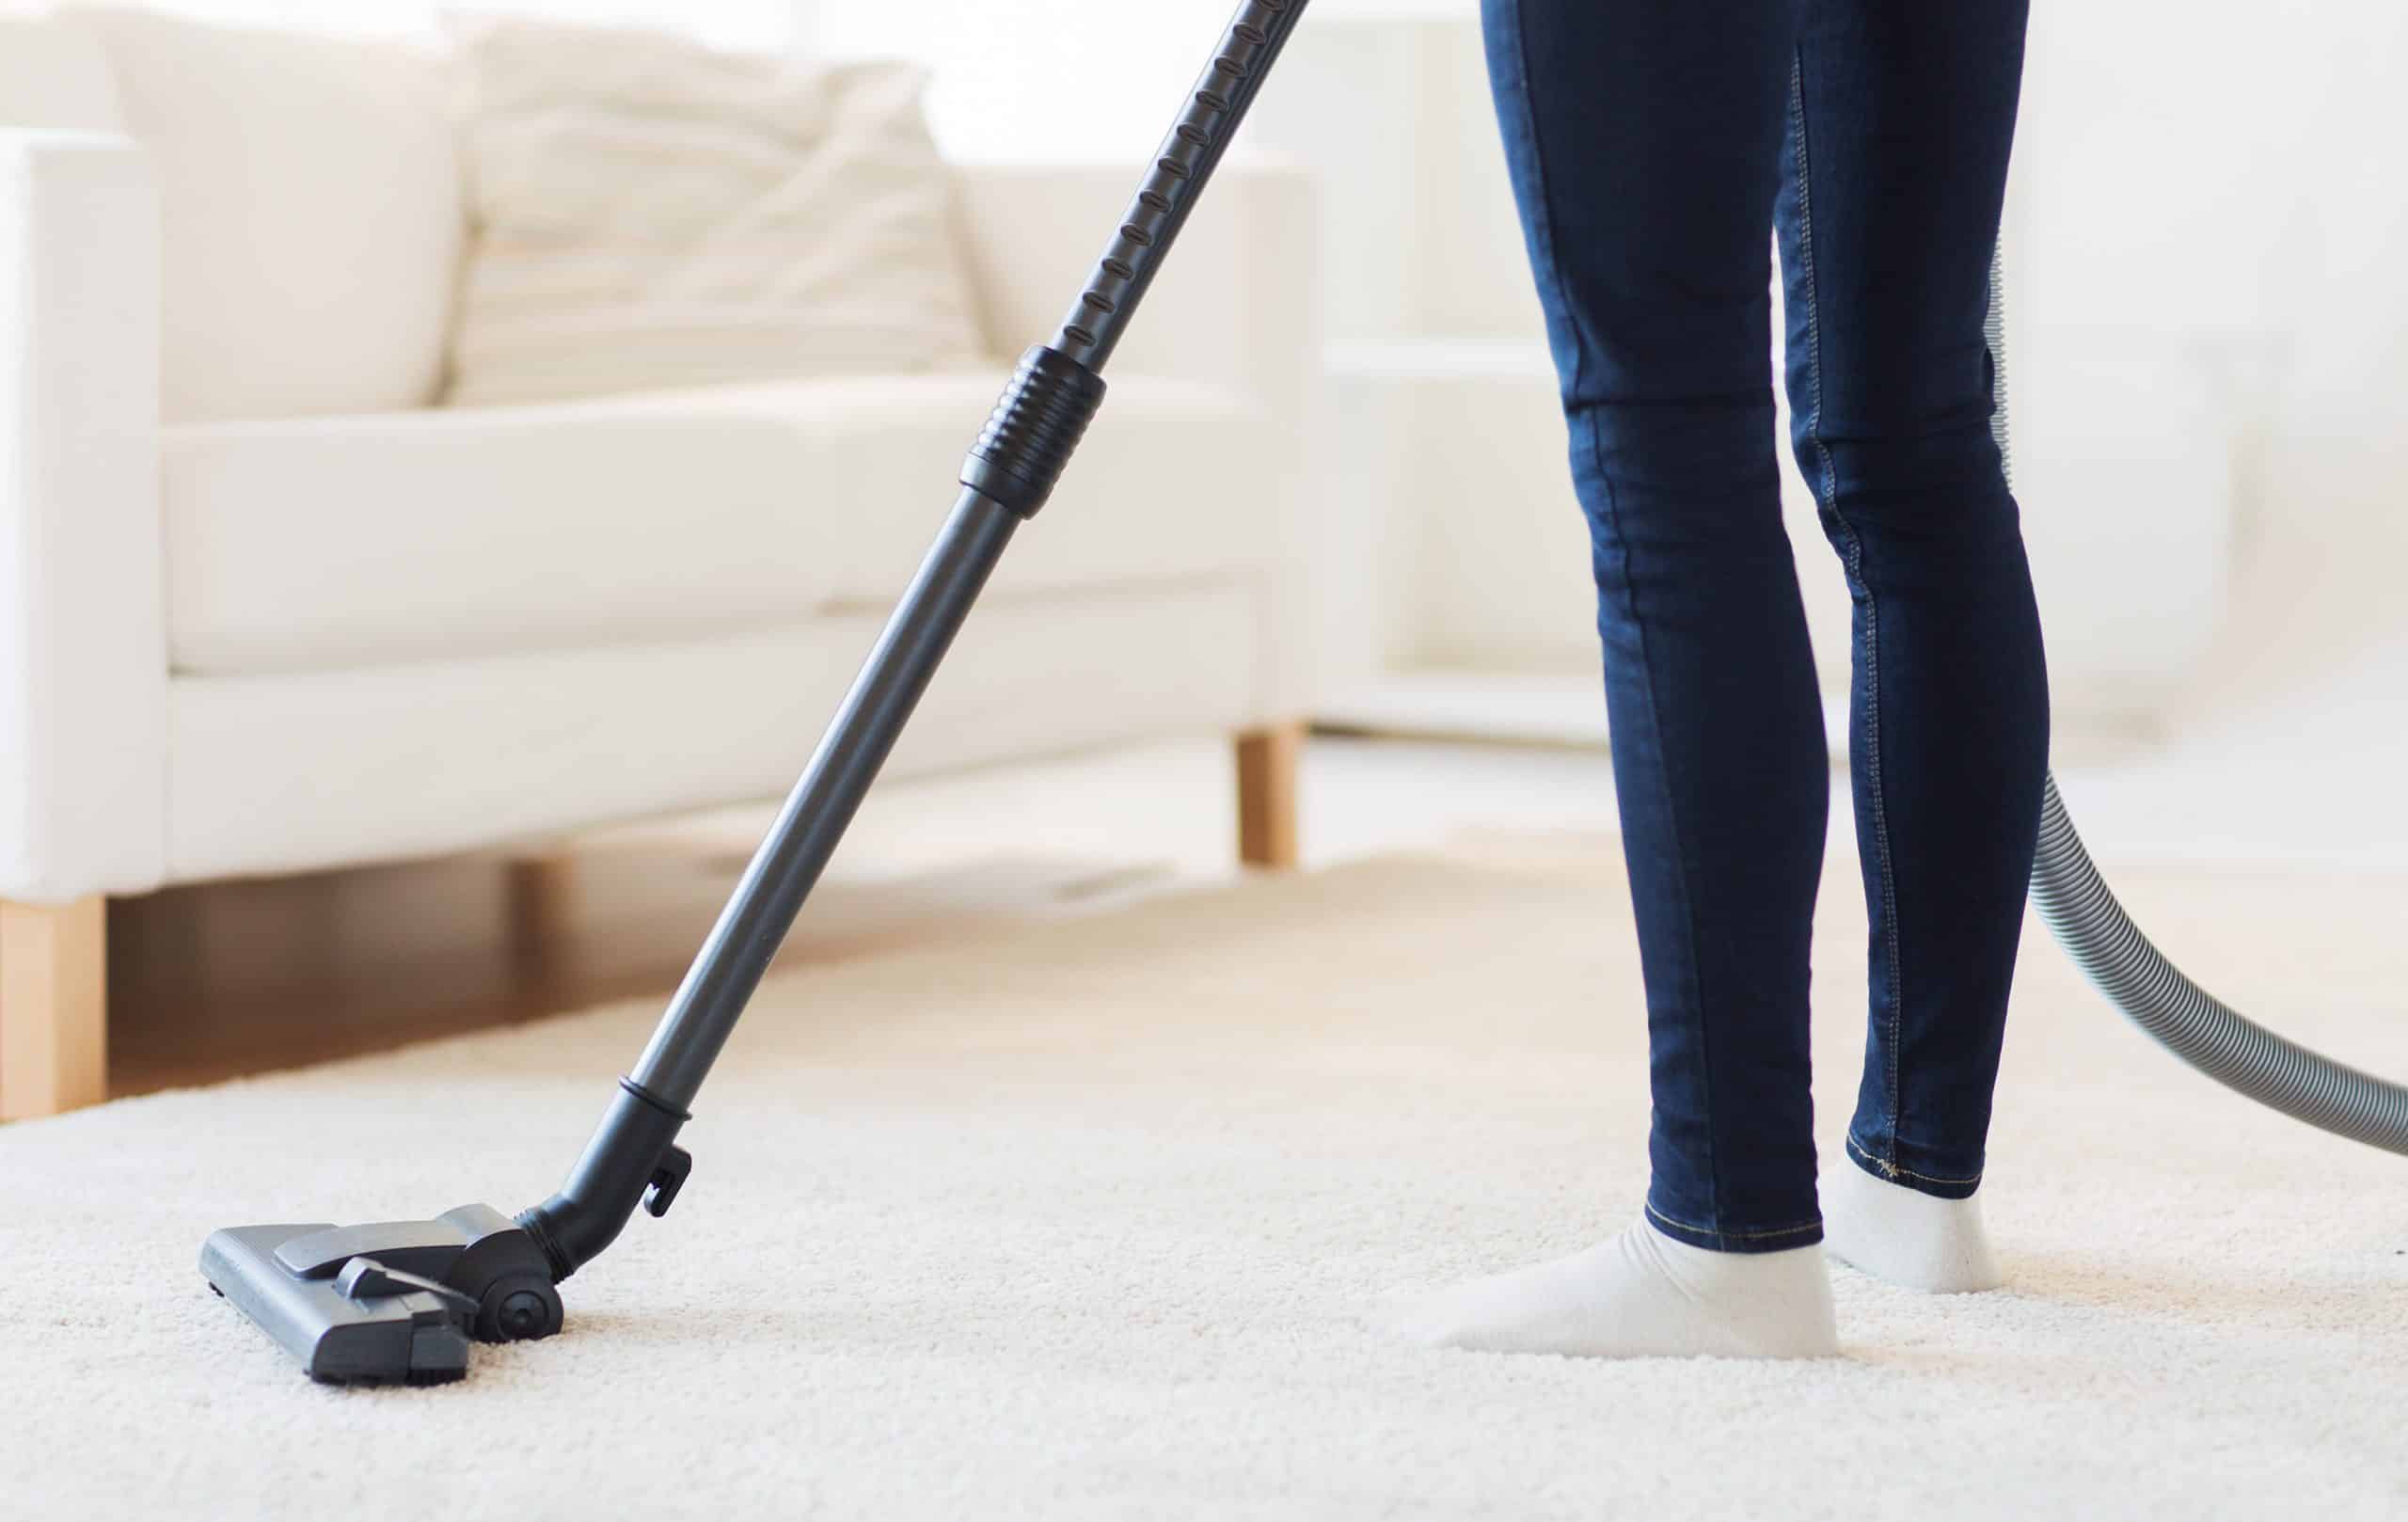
{"left": 2010, "top": 1, "right": 2408, "bottom": 726}
{"left": 807, "top": 0, "right": 1284, "bottom": 159}
{"left": 94, "top": 0, "right": 794, "bottom": 47}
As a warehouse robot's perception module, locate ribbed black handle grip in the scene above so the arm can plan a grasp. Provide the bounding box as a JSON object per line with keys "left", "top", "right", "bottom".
{"left": 960, "top": 345, "right": 1110, "bottom": 519}
{"left": 1052, "top": 0, "right": 1311, "bottom": 371}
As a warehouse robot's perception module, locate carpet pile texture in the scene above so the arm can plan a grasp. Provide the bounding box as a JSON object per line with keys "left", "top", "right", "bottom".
{"left": 8, "top": 839, "right": 2406, "bottom": 1519}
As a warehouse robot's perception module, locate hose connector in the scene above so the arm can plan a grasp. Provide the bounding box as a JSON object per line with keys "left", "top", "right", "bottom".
{"left": 516, "top": 1078, "right": 692, "bottom": 1282}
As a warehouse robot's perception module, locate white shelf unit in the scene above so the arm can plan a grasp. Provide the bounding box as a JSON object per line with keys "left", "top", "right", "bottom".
{"left": 1244, "top": 8, "right": 1617, "bottom": 738}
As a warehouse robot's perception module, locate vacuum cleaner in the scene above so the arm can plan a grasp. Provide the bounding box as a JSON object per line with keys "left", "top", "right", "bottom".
{"left": 200, "top": 0, "right": 2408, "bottom": 1385}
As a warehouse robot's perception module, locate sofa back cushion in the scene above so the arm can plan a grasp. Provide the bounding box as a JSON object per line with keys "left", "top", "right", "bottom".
{"left": 71, "top": 9, "right": 462, "bottom": 423}
{"left": 0, "top": 15, "right": 123, "bottom": 130}
{"left": 442, "top": 18, "right": 987, "bottom": 407}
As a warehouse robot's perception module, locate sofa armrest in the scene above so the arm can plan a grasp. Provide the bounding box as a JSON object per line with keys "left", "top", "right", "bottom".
{"left": 951, "top": 154, "right": 1318, "bottom": 420}
{"left": 0, "top": 131, "right": 166, "bottom": 900}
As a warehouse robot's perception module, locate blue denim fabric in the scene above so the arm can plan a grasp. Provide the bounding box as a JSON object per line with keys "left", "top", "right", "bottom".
{"left": 1480, "top": 0, "right": 2051, "bottom": 1251}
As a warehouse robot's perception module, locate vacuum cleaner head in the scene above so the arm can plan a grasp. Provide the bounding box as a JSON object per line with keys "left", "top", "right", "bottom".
{"left": 199, "top": 1204, "right": 562, "bottom": 1385}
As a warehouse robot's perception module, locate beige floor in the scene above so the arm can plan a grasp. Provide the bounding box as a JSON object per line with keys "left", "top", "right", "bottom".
{"left": 103, "top": 712, "right": 2408, "bottom": 1102}
{"left": 10, "top": 832, "right": 2407, "bottom": 1520}
{"left": 103, "top": 735, "right": 1630, "bottom": 1096}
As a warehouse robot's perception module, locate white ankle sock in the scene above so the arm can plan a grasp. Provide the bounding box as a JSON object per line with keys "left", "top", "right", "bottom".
{"left": 1378, "top": 1216, "right": 1838, "bottom": 1359}
{"left": 1820, "top": 1156, "right": 2003, "bottom": 1292}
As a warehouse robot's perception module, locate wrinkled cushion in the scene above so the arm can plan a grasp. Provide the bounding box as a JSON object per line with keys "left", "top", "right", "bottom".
{"left": 162, "top": 373, "right": 1270, "bottom": 675}
{"left": 444, "top": 18, "right": 988, "bottom": 407}
{"left": 71, "top": 8, "right": 461, "bottom": 423}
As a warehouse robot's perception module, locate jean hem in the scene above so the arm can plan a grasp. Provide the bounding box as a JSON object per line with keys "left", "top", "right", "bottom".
{"left": 1643, "top": 1199, "right": 1824, "bottom": 1255}
{"left": 1844, "top": 1132, "right": 1983, "bottom": 1201}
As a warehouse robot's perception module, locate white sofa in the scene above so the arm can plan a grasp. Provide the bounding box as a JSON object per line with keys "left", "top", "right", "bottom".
{"left": 0, "top": 10, "right": 1317, "bottom": 1117}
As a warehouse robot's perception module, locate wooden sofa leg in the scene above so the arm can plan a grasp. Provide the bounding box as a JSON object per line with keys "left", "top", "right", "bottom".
{"left": 1, "top": 896, "right": 108, "bottom": 1119}
{"left": 505, "top": 855, "right": 578, "bottom": 957}
{"left": 1235, "top": 723, "right": 1304, "bottom": 870}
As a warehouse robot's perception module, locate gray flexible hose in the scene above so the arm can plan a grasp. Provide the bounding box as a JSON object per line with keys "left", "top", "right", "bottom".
{"left": 1988, "top": 249, "right": 2408, "bottom": 1155}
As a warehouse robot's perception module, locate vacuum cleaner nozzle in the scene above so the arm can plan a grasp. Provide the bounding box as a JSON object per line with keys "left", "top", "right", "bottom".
{"left": 199, "top": 1204, "right": 562, "bottom": 1385}
{"left": 202, "top": 1081, "right": 696, "bottom": 1384}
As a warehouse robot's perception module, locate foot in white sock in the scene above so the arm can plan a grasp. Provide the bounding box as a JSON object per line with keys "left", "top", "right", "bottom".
{"left": 1820, "top": 1153, "right": 2003, "bottom": 1292}
{"left": 1378, "top": 1216, "right": 1838, "bottom": 1358}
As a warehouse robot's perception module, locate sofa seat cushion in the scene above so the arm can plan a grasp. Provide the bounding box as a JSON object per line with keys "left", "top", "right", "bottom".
{"left": 163, "top": 371, "right": 1272, "bottom": 676}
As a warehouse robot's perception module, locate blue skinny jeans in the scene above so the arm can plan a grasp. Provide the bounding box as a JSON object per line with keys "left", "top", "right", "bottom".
{"left": 1481, "top": 0, "right": 2052, "bottom": 1251}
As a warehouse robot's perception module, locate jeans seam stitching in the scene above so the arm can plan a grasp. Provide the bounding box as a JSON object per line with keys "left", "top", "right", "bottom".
{"left": 1507, "top": 0, "right": 1719, "bottom": 1234}
{"left": 1790, "top": 54, "right": 1904, "bottom": 1169}
{"left": 1608, "top": 474, "right": 1717, "bottom": 1235}
{"left": 1645, "top": 1202, "right": 1823, "bottom": 1243}
{"left": 1846, "top": 1132, "right": 1980, "bottom": 1187}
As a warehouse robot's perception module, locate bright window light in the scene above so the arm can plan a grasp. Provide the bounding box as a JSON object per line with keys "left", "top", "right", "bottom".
{"left": 125, "top": 0, "right": 798, "bottom": 51}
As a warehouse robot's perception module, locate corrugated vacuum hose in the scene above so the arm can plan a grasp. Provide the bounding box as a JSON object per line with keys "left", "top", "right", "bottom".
{"left": 1990, "top": 250, "right": 2408, "bottom": 1155}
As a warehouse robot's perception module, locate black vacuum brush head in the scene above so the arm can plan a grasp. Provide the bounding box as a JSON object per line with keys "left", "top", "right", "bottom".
{"left": 199, "top": 1205, "right": 562, "bottom": 1385}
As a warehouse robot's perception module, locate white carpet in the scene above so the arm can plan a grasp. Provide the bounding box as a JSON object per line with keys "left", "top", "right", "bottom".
{"left": 8, "top": 840, "right": 2408, "bottom": 1520}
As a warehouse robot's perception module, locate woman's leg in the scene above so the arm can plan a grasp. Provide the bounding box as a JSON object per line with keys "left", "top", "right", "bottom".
{"left": 1486, "top": 0, "right": 1830, "bottom": 1255}
{"left": 1774, "top": 0, "right": 2050, "bottom": 1289}
{"left": 1384, "top": 0, "right": 1838, "bottom": 1358}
